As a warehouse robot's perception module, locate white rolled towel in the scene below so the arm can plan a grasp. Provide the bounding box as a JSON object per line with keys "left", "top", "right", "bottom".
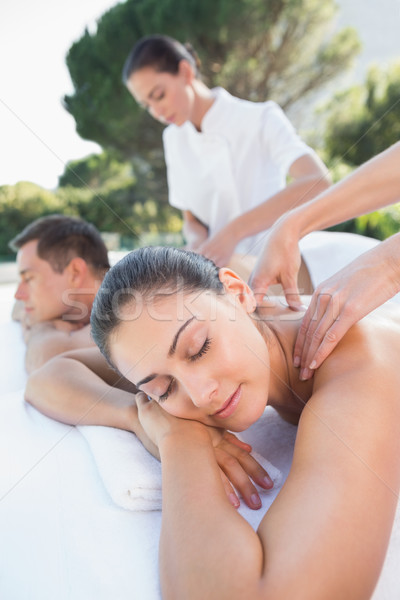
{"left": 77, "top": 424, "right": 281, "bottom": 512}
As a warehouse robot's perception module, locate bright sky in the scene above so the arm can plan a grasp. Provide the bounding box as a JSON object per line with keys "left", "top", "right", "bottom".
{"left": 0, "top": 0, "right": 399, "bottom": 191}
{"left": 0, "top": 0, "right": 118, "bottom": 189}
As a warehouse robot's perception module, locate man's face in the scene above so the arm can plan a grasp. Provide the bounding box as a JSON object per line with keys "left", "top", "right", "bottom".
{"left": 14, "top": 240, "right": 72, "bottom": 326}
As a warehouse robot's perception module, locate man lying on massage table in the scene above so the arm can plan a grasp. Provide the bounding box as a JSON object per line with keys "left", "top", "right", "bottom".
{"left": 11, "top": 214, "right": 272, "bottom": 509}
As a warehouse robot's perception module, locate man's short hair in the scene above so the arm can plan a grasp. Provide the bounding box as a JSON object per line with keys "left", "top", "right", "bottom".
{"left": 9, "top": 215, "right": 111, "bottom": 275}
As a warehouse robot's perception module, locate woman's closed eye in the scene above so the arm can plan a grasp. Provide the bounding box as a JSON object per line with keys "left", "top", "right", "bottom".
{"left": 158, "top": 338, "right": 212, "bottom": 402}
{"left": 159, "top": 378, "right": 175, "bottom": 403}
{"left": 153, "top": 91, "right": 165, "bottom": 102}
{"left": 189, "top": 337, "right": 212, "bottom": 362}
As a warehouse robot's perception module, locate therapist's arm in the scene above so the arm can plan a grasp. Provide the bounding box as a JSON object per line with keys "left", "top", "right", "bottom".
{"left": 197, "top": 153, "right": 331, "bottom": 267}
{"left": 182, "top": 210, "right": 209, "bottom": 250}
{"left": 295, "top": 233, "right": 400, "bottom": 379}
{"left": 250, "top": 142, "right": 400, "bottom": 302}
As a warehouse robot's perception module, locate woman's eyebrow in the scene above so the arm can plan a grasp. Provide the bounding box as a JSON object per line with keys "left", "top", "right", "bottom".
{"left": 136, "top": 373, "right": 157, "bottom": 388}
{"left": 168, "top": 316, "right": 196, "bottom": 357}
{"left": 135, "top": 316, "right": 196, "bottom": 388}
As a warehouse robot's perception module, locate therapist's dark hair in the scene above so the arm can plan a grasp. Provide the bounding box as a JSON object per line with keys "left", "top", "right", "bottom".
{"left": 122, "top": 34, "right": 201, "bottom": 84}
{"left": 91, "top": 246, "right": 223, "bottom": 364}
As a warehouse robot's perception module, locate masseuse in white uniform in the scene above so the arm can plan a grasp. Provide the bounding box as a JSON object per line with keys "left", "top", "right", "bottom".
{"left": 122, "top": 35, "right": 329, "bottom": 265}
{"left": 122, "top": 34, "right": 380, "bottom": 292}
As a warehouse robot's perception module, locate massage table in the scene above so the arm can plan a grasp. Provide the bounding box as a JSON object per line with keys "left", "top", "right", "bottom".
{"left": 1, "top": 232, "right": 399, "bottom": 599}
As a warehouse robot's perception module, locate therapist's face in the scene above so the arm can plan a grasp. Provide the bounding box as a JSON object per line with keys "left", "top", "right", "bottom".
{"left": 127, "top": 61, "right": 196, "bottom": 127}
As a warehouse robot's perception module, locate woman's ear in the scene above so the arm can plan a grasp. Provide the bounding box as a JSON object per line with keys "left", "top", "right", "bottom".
{"left": 218, "top": 268, "right": 257, "bottom": 314}
{"left": 178, "top": 59, "right": 195, "bottom": 84}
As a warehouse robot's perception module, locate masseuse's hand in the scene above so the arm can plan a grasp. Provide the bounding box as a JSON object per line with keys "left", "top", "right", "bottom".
{"left": 249, "top": 221, "right": 303, "bottom": 309}
{"left": 136, "top": 393, "right": 273, "bottom": 510}
{"left": 196, "top": 223, "right": 239, "bottom": 267}
{"left": 294, "top": 249, "right": 400, "bottom": 380}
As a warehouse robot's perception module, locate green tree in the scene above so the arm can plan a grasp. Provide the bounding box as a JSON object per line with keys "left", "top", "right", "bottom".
{"left": 64, "top": 0, "right": 360, "bottom": 159}
{"left": 0, "top": 182, "right": 62, "bottom": 257}
{"left": 59, "top": 150, "right": 133, "bottom": 188}
{"left": 57, "top": 151, "right": 183, "bottom": 240}
{"left": 324, "top": 60, "right": 400, "bottom": 166}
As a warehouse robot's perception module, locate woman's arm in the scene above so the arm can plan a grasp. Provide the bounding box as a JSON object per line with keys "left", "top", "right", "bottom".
{"left": 182, "top": 210, "right": 209, "bottom": 250}
{"left": 197, "top": 153, "right": 331, "bottom": 267}
{"left": 294, "top": 233, "right": 400, "bottom": 379}
{"left": 25, "top": 350, "right": 272, "bottom": 507}
{"left": 137, "top": 333, "right": 400, "bottom": 599}
{"left": 250, "top": 142, "right": 400, "bottom": 302}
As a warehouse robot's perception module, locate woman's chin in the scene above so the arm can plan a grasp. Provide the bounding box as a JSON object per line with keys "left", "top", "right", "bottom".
{"left": 228, "top": 409, "right": 266, "bottom": 433}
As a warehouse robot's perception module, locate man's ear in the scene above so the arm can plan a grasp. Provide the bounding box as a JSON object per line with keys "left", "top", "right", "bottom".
{"left": 218, "top": 268, "right": 256, "bottom": 314}
{"left": 65, "top": 257, "right": 88, "bottom": 287}
{"left": 178, "top": 59, "right": 195, "bottom": 84}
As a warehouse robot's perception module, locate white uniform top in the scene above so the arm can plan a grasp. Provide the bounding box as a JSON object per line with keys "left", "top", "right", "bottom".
{"left": 163, "top": 87, "right": 317, "bottom": 255}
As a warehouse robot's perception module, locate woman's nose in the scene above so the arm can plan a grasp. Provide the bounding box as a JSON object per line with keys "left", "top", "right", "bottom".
{"left": 185, "top": 375, "right": 218, "bottom": 409}
{"left": 149, "top": 103, "right": 165, "bottom": 121}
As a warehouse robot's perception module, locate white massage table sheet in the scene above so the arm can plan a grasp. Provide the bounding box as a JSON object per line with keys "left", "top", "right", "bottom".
{"left": 1, "top": 229, "right": 400, "bottom": 599}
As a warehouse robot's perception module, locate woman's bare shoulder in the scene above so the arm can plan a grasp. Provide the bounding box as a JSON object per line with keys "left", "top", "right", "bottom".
{"left": 316, "top": 304, "right": 400, "bottom": 384}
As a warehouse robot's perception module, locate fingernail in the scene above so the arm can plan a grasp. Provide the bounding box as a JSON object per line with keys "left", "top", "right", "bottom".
{"left": 263, "top": 476, "right": 273, "bottom": 489}
{"left": 309, "top": 361, "right": 316, "bottom": 370}
{"left": 291, "top": 303, "right": 307, "bottom": 312}
{"left": 293, "top": 355, "right": 300, "bottom": 367}
{"left": 300, "top": 369, "right": 310, "bottom": 381}
{"left": 229, "top": 493, "right": 240, "bottom": 508}
{"left": 251, "top": 493, "right": 261, "bottom": 507}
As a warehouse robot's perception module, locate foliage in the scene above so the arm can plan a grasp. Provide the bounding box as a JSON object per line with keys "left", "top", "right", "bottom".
{"left": 0, "top": 182, "right": 63, "bottom": 257}
{"left": 0, "top": 154, "right": 183, "bottom": 258}
{"left": 323, "top": 60, "right": 400, "bottom": 166}
{"left": 63, "top": 0, "right": 361, "bottom": 158}
{"left": 59, "top": 150, "right": 133, "bottom": 188}
{"left": 329, "top": 205, "right": 400, "bottom": 242}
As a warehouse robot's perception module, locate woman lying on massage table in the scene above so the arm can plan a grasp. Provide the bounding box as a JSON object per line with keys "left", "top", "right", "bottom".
{"left": 90, "top": 246, "right": 400, "bottom": 600}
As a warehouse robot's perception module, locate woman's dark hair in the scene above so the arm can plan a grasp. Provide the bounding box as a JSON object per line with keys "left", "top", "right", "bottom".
{"left": 122, "top": 34, "right": 201, "bottom": 84}
{"left": 91, "top": 246, "right": 223, "bottom": 364}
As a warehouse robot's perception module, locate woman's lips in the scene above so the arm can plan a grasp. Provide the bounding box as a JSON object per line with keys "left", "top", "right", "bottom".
{"left": 213, "top": 386, "right": 241, "bottom": 419}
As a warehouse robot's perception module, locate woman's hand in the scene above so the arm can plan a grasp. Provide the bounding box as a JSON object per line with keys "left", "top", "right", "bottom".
{"left": 294, "top": 238, "right": 400, "bottom": 379}
{"left": 196, "top": 222, "right": 240, "bottom": 267}
{"left": 210, "top": 429, "right": 274, "bottom": 509}
{"left": 135, "top": 392, "right": 274, "bottom": 509}
{"left": 135, "top": 392, "right": 196, "bottom": 446}
{"left": 249, "top": 219, "right": 303, "bottom": 309}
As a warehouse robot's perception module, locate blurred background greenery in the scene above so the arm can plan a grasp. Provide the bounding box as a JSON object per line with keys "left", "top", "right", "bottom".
{"left": 2, "top": 0, "right": 399, "bottom": 259}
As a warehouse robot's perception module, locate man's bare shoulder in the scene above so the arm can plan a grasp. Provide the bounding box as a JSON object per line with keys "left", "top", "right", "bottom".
{"left": 65, "top": 322, "right": 95, "bottom": 348}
